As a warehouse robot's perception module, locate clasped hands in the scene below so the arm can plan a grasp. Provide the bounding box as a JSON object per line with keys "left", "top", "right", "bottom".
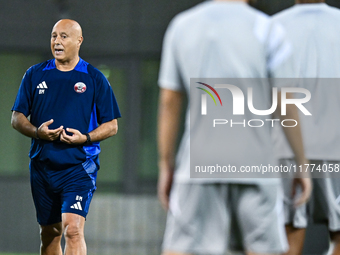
{"left": 36, "top": 119, "right": 86, "bottom": 145}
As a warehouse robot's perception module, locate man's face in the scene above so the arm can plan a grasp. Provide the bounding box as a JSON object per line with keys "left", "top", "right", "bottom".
{"left": 50, "top": 21, "right": 82, "bottom": 63}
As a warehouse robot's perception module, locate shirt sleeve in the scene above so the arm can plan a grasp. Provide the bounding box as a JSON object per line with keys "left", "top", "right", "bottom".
{"left": 11, "top": 67, "right": 33, "bottom": 116}
{"left": 158, "top": 17, "right": 184, "bottom": 91}
{"left": 94, "top": 72, "right": 121, "bottom": 124}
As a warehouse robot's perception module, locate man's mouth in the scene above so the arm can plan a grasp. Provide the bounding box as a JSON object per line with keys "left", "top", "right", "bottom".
{"left": 55, "top": 49, "right": 64, "bottom": 55}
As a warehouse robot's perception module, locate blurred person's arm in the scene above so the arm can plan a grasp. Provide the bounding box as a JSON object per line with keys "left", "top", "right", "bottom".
{"left": 157, "top": 88, "right": 183, "bottom": 210}
{"left": 268, "top": 15, "right": 312, "bottom": 206}
{"left": 276, "top": 92, "right": 312, "bottom": 206}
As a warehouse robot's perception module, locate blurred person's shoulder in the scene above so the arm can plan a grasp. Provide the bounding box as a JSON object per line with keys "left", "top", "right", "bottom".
{"left": 325, "top": 4, "right": 340, "bottom": 18}
{"left": 171, "top": 1, "right": 269, "bottom": 23}
{"left": 167, "top": 1, "right": 209, "bottom": 30}
{"left": 272, "top": 5, "right": 297, "bottom": 23}
{"left": 272, "top": 3, "right": 340, "bottom": 23}
{"left": 168, "top": 1, "right": 271, "bottom": 36}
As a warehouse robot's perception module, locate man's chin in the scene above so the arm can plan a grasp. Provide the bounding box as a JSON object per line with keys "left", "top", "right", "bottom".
{"left": 54, "top": 56, "right": 66, "bottom": 63}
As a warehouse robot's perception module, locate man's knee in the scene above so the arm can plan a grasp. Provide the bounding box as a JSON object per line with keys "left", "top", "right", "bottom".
{"left": 40, "top": 223, "right": 63, "bottom": 243}
{"left": 64, "top": 222, "right": 84, "bottom": 240}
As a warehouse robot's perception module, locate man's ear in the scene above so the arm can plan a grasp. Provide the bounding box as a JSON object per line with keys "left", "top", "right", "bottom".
{"left": 78, "top": 36, "right": 83, "bottom": 48}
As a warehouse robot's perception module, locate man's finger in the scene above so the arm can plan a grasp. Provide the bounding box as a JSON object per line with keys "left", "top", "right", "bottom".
{"left": 294, "top": 178, "right": 312, "bottom": 206}
{"left": 43, "top": 119, "right": 54, "bottom": 127}
{"left": 49, "top": 125, "right": 64, "bottom": 133}
{"left": 291, "top": 179, "right": 297, "bottom": 197}
{"left": 60, "top": 129, "right": 68, "bottom": 139}
{"left": 66, "top": 128, "right": 78, "bottom": 134}
{"left": 295, "top": 193, "right": 307, "bottom": 207}
{"left": 60, "top": 130, "right": 71, "bottom": 143}
{"left": 61, "top": 129, "right": 73, "bottom": 138}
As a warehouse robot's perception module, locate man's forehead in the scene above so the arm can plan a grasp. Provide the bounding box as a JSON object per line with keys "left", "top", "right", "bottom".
{"left": 53, "top": 23, "right": 73, "bottom": 32}
{"left": 52, "top": 20, "right": 81, "bottom": 35}
{"left": 51, "top": 29, "right": 68, "bottom": 34}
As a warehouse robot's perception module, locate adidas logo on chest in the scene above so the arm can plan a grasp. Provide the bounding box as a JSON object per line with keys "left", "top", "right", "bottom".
{"left": 37, "top": 81, "right": 48, "bottom": 94}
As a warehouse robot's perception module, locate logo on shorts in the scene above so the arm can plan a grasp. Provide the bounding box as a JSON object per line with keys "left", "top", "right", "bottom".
{"left": 74, "top": 82, "right": 87, "bottom": 93}
{"left": 70, "top": 195, "right": 83, "bottom": 210}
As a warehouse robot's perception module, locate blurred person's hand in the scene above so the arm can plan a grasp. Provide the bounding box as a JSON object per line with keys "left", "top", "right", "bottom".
{"left": 158, "top": 161, "right": 174, "bottom": 211}
{"left": 276, "top": 93, "right": 312, "bottom": 206}
{"left": 292, "top": 177, "right": 312, "bottom": 206}
{"left": 157, "top": 89, "right": 183, "bottom": 211}
{"left": 292, "top": 161, "right": 312, "bottom": 207}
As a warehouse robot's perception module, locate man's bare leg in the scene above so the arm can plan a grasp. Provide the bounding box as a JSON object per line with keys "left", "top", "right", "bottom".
{"left": 329, "top": 231, "right": 340, "bottom": 255}
{"left": 62, "top": 213, "right": 86, "bottom": 255}
{"left": 283, "top": 224, "right": 306, "bottom": 255}
{"left": 40, "top": 222, "right": 63, "bottom": 255}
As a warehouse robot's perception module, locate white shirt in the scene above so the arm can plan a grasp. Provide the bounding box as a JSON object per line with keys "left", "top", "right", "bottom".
{"left": 158, "top": 1, "right": 292, "bottom": 183}
{"left": 272, "top": 3, "right": 340, "bottom": 160}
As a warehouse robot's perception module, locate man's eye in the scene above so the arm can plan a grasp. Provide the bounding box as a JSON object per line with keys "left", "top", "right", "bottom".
{"left": 62, "top": 35, "right": 67, "bottom": 39}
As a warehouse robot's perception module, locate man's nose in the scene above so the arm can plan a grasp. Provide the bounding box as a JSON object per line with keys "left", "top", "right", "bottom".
{"left": 54, "top": 36, "right": 61, "bottom": 44}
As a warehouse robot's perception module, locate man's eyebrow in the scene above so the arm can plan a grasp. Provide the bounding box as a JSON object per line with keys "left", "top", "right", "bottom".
{"left": 51, "top": 32, "right": 68, "bottom": 35}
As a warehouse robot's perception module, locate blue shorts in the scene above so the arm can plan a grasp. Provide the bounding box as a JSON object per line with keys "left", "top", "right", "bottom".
{"left": 29, "top": 157, "right": 98, "bottom": 226}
